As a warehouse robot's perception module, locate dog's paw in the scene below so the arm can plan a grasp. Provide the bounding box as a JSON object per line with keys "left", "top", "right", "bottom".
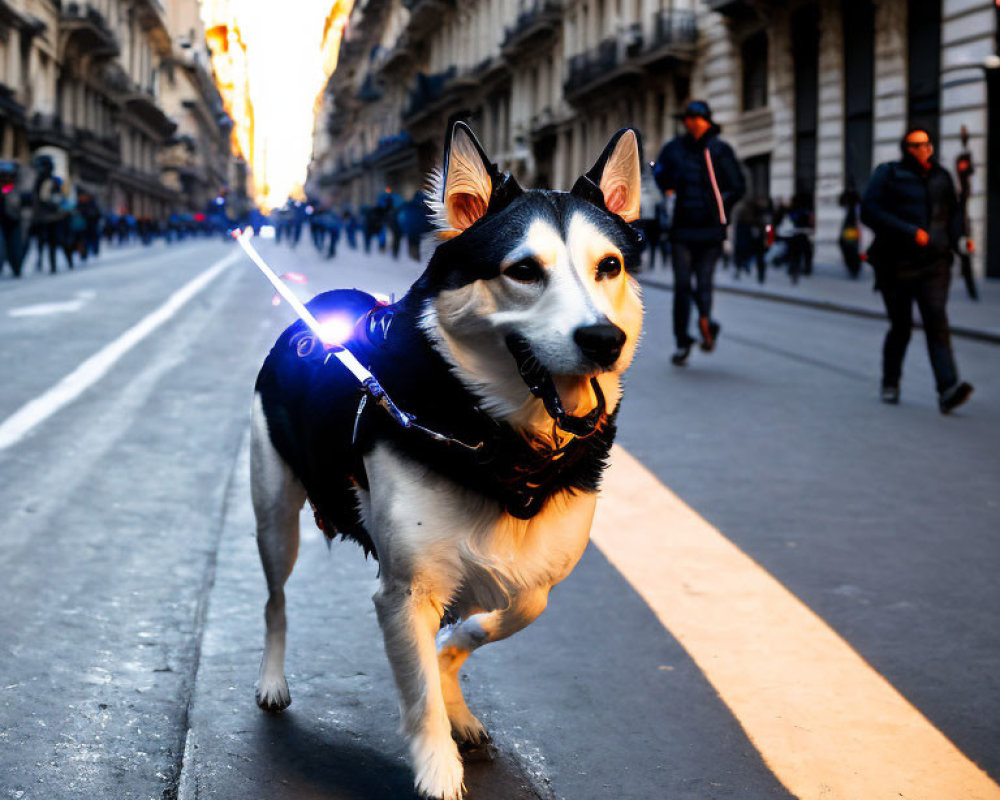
{"left": 255, "top": 676, "right": 291, "bottom": 713}
{"left": 449, "top": 710, "right": 490, "bottom": 748}
{"left": 412, "top": 734, "right": 465, "bottom": 800}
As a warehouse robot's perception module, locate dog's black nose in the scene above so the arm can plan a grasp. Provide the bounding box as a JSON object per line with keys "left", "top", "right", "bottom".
{"left": 574, "top": 323, "right": 626, "bottom": 367}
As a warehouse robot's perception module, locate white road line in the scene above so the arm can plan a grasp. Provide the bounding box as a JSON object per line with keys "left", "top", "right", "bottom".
{"left": 0, "top": 250, "right": 241, "bottom": 451}
{"left": 592, "top": 445, "right": 1000, "bottom": 800}
{"left": 9, "top": 290, "right": 97, "bottom": 317}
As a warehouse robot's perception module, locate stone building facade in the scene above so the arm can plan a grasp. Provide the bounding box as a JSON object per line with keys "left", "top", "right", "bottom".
{"left": 0, "top": 0, "right": 233, "bottom": 219}
{"left": 310, "top": 0, "right": 998, "bottom": 279}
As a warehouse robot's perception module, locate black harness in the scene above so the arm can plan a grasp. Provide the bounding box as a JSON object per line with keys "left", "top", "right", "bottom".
{"left": 256, "top": 290, "right": 619, "bottom": 559}
{"left": 346, "top": 304, "right": 615, "bottom": 519}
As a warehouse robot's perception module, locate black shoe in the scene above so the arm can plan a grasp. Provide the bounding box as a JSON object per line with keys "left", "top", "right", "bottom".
{"left": 698, "top": 317, "right": 720, "bottom": 352}
{"left": 939, "top": 381, "right": 973, "bottom": 414}
{"left": 671, "top": 345, "right": 691, "bottom": 366}
{"left": 880, "top": 384, "right": 900, "bottom": 404}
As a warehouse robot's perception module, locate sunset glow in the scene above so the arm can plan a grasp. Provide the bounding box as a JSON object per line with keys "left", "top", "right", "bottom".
{"left": 200, "top": 0, "right": 351, "bottom": 210}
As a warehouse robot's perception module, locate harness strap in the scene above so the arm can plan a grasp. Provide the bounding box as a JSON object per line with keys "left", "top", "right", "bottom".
{"left": 704, "top": 147, "right": 727, "bottom": 225}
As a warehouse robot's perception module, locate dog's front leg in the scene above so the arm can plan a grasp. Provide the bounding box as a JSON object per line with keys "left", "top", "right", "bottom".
{"left": 374, "top": 577, "right": 464, "bottom": 800}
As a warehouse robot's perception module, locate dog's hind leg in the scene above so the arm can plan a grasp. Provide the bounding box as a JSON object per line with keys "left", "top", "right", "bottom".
{"left": 437, "top": 587, "right": 549, "bottom": 746}
{"left": 250, "top": 393, "right": 306, "bottom": 712}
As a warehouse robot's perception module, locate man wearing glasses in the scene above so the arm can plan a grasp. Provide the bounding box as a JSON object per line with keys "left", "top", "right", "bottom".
{"left": 861, "top": 128, "right": 974, "bottom": 414}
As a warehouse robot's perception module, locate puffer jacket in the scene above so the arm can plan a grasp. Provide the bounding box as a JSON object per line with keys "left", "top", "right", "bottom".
{"left": 653, "top": 128, "right": 746, "bottom": 243}
{"left": 861, "top": 156, "right": 963, "bottom": 270}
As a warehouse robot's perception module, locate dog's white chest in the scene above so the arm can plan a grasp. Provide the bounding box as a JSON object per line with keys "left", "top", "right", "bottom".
{"left": 358, "top": 443, "right": 598, "bottom": 601}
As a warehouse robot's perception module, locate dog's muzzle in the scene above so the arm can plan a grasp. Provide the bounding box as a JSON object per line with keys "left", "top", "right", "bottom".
{"left": 505, "top": 334, "right": 607, "bottom": 438}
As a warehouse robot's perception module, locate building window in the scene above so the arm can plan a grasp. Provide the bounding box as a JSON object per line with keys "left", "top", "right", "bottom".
{"left": 792, "top": 5, "right": 819, "bottom": 201}
{"left": 843, "top": 0, "right": 875, "bottom": 192}
{"left": 907, "top": 0, "right": 941, "bottom": 142}
{"left": 744, "top": 153, "right": 770, "bottom": 203}
{"left": 741, "top": 31, "right": 768, "bottom": 111}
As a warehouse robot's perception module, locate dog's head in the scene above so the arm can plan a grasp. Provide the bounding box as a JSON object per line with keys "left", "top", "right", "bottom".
{"left": 416, "top": 122, "right": 644, "bottom": 439}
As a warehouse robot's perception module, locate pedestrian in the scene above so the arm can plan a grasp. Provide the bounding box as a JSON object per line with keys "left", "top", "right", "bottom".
{"left": 635, "top": 169, "right": 664, "bottom": 272}
{"left": 733, "top": 197, "right": 769, "bottom": 283}
{"left": 397, "top": 189, "right": 433, "bottom": 261}
{"left": 784, "top": 193, "right": 813, "bottom": 284}
{"left": 325, "top": 210, "right": 342, "bottom": 259}
{"left": 30, "top": 155, "right": 66, "bottom": 274}
{"left": 838, "top": 182, "right": 863, "bottom": 278}
{"left": 653, "top": 99, "right": 745, "bottom": 366}
{"left": 0, "top": 160, "right": 25, "bottom": 278}
{"left": 343, "top": 208, "right": 358, "bottom": 249}
{"left": 860, "top": 127, "right": 974, "bottom": 414}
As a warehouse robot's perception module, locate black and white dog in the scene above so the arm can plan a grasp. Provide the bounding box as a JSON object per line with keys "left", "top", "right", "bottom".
{"left": 250, "top": 122, "right": 644, "bottom": 799}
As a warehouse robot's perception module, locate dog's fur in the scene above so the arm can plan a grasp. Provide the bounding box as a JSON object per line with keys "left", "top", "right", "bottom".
{"left": 250, "top": 123, "right": 644, "bottom": 799}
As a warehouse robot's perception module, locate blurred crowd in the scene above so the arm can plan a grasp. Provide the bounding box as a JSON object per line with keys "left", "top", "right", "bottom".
{"left": 0, "top": 155, "right": 253, "bottom": 279}
{"left": 267, "top": 187, "right": 434, "bottom": 263}
{"left": 635, "top": 185, "right": 855, "bottom": 287}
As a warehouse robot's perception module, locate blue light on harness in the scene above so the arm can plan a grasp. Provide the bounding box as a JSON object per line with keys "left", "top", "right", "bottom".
{"left": 237, "top": 231, "right": 485, "bottom": 456}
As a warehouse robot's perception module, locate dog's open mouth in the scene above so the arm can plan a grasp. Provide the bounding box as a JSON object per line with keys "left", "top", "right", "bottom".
{"left": 505, "top": 334, "right": 606, "bottom": 438}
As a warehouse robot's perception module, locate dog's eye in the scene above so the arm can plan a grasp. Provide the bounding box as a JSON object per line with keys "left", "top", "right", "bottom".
{"left": 596, "top": 255, "right": 622, "bottom": 280}
{"left": 503, "top": 257, "right": 544, "bottom": 284}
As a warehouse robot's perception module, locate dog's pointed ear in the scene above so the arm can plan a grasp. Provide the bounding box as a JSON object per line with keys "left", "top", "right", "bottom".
{"left": 573, "top": 128, "right": 643, "bottom": 223}
{"left": 439, "top": 122, "right": 495, "bottom": 235}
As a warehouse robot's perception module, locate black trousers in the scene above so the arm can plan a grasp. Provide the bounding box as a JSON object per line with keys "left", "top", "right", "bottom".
{"left": 878, "top": 262, "right": 958, "bottom": 393}
{"left": 671, "top": 241, "right": 722, "bottom": 347}
{"left": 0, "top": 219, "right": 24, "bottom": 276}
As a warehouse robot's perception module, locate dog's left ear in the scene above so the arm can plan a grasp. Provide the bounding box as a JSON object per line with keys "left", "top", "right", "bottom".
{"left": 572, "top": 128, "right": 643, "bottom": 223}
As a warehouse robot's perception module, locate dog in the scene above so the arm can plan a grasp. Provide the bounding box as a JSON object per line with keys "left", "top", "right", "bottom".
{"left": 250, "top": 121, "right": 644, "bottom": 799}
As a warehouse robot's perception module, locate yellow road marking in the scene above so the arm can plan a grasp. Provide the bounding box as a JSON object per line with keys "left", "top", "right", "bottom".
{"left": 592, "top": 446, "right": 1000, "bottom": 800}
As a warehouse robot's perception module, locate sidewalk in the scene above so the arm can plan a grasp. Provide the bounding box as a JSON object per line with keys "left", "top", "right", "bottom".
{"left": 639, "top": 259, "right": 1000, "bottom": 344}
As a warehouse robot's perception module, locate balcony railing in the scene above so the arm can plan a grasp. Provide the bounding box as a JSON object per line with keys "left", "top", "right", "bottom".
{"left": 0, "top": 83, "right": 26, "bottom": 121}
{"left": 403, "top": 0, "right": 446, "bottom": 40}
{"left": 402, "top": 67, "right": 456, "bottom": 121}
{"left": 362, "top": 131, "right": 414, "bottom": 167}
{"left": 639, "top": 10, "right": 697, "bottom": 61}
{"left": 356, "top": 74, "right": 383, "bottom": 103}
{"left": 564, "top": 38, "right": 641, "bottom": 102}
{"left": 27, "top": 113, "right": 75, "bottom": 147}
{"left": 60, "top": 2, "right": 120, "bottom": 57}
{"left": 469, "top": 55, "right": 509, "bottom": 87}
{"left": 703, "top": 0, "right": 761, "bottom": 20}
{"left": 378, "top": 34, "right": 416, "bottom": 77}
{"left": 501, "top": 0, "right": 562, "bottom": 54}
{"left": 74, "top": 128, "right": 121, "bottom": 157}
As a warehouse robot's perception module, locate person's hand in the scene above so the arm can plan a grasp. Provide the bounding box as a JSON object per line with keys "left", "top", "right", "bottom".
{"left": 966, "top": 238, "right": 975, "bottom": 254}
{"left": 915, "top": 228, "right": 929, "bottom": 246}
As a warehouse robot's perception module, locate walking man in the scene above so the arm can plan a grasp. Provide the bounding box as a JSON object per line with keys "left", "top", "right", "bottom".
{"left": 653, "top": 100, "right": 745, "bottom": 365}
{"left": 30, "top": 155, "right": 65, "bottom": 274}
{"left": 861, "top": 127, "right": 974, "bottom": 414}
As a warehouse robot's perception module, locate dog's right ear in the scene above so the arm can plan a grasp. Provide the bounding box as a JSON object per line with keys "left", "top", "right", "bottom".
{"left": 428, "top": 122, "right": 510, "bottom": 239}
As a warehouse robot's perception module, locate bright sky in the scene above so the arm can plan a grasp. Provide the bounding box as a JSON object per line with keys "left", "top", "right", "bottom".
{"left": 229, "top": 0, "right": 339, "bottom": 210}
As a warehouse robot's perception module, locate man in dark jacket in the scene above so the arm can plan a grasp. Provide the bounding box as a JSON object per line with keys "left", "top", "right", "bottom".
{"left": 861, "top": 127, "right": 973, "bottom": 414}
{"left": 654, "top": 100, "right": 745, "bottom": 365}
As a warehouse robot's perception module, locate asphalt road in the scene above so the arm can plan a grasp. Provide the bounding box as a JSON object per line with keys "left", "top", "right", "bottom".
{"left": 0, "top": 239, "right": 996, "bottom": 800}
